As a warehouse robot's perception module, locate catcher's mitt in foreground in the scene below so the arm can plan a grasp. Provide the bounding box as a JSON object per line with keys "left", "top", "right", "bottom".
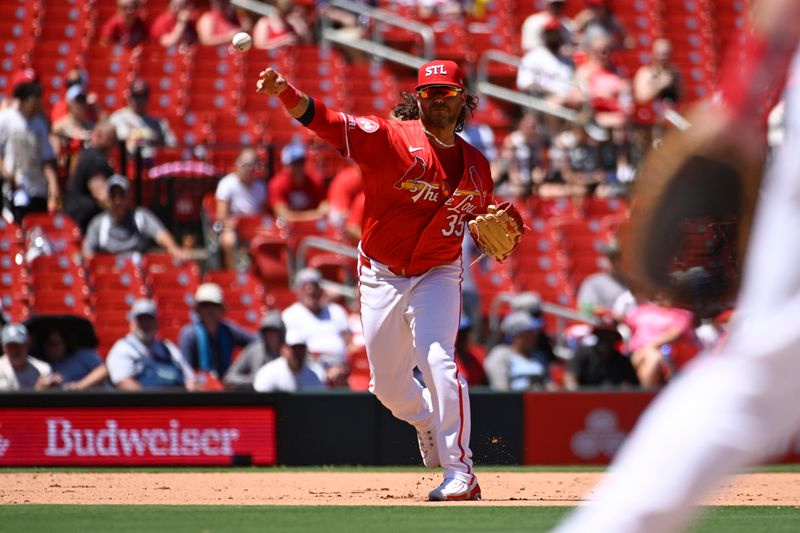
{"left": 620, "top": 108, "right": 765, "bottom": 315}
{"left": 468, "top": 202, "right": 524, "bottom": 262}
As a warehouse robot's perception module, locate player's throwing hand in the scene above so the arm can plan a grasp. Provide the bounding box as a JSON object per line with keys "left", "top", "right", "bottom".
{"left": 256, "top": 68, "right": 288, "bottom": 96}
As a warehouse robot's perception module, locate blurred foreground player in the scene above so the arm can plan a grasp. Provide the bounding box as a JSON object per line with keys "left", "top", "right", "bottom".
{"left": 258, "top": 59, "right": 524, "bottom": 500}
{"left": 555, "top": 1, "right": 800, "bottom": 531}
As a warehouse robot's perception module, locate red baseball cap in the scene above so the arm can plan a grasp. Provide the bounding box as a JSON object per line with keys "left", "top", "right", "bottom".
{"left": 543, "top": 18, "right": 561, "bottom": 31}
{"left": 11, "top": 68, "right": 37, "bottom": 89}
{"left": 415, "top": 60, "right": 465, "bottom": 91}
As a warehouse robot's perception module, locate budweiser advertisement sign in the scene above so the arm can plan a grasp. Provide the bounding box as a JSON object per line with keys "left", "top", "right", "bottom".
{"left": 0, "top": 407, "right": 277, "bottom": 466}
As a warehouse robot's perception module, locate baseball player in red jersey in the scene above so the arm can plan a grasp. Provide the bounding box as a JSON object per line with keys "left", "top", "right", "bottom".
{"left": 258, "top": 59, "right": 522, "bottom": 500}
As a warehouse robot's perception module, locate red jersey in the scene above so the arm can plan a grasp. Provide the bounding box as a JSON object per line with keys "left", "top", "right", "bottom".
{"left": 151, "top": 10, "right": 199, "bottom": 45}
{"left": 268, "top": 167, "right": 325, "bottom": 212}
{"left": 306, "top": 98, "right": 495, "bottom": 274}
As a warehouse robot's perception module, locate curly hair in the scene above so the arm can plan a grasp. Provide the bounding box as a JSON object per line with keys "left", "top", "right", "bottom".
{"left": 391, "top": 91, "right": 480, "bottom": 133}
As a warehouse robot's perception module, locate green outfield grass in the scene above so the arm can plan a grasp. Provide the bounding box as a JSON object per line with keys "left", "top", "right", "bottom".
{"left": 1, "top": 505, "right": 799, "bottom": 532}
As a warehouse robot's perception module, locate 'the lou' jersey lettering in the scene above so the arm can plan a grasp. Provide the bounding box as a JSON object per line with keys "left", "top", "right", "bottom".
{"left": 307, "top": 98, "right": 495, "bottom": 273}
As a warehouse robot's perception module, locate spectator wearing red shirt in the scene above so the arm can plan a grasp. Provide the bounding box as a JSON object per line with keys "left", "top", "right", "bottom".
{"left": 196, "top": 0, "right": 250, "bottom": 47}
{"left": 151, "top": 0, "right": 199, "bottom": 48}
{"left": 455, "top": 316, "right": 487, "bottom": 386}
{"left": 575, "top": 33, "right": 633, "bottom": 129}
{"left": 327, "top": 163, "right": 362, "bottom": 229}
{"left": 268, "top": 143, "right": 328, "bottom": 222}
{"left": 100, "top": 0, "right": 149, "bottom": 48}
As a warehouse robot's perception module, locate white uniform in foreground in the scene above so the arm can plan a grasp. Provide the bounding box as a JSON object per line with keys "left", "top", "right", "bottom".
{"left": 555, "top": 48, "right": 800, "bottom": 533}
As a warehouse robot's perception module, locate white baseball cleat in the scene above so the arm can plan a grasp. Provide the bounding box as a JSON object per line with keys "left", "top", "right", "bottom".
{"left": 416, "top": 427, "right": 440, "bottom": 468}
{"left": 428, "top": 476, "right": 481, "bottom": 501}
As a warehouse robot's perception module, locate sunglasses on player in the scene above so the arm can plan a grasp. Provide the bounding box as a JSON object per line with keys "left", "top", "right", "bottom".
{"left": 416, "top": 86, "right": 463, "bottom": 99}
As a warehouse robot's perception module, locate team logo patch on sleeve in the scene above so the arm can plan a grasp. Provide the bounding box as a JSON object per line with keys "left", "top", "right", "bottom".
{"left": 356, "top": 117, "right": 379, "bottom": 133}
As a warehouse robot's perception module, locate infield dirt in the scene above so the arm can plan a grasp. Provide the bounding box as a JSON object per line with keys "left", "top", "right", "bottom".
{"left": 2, "top": 472, "right": 799, "bottom": 506}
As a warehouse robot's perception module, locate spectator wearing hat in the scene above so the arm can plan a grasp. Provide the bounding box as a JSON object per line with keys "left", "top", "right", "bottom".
{"left": 1, "top": 69, "right": 38, "bottom": 111}
{"left": 517, "top": 19, "right": 580, "bottom": 108}
{"left": 564, "top": 320, "right": 638, "bottom": 389}
{"left": 282, "top": 267, "right": 352, "bottom": 386}
{"left": 520, "top": 0, "right": 574, "bottom": 53}
{"left": 178, "top": 283, "right": 256, "bottom": 382}
{"left": 484, "top": 312, "right": 553, "bottom": 390}
{"left": 268, "top": 141, "right": 328, "bottom": 223}
{"left": 0, "top": 81, "right": 60, "bottom": 222}
{"left": 214, "top": 147, "right": 268, "bottom": 270}
{"left": 253, "top": 328, "right": 326, "bottom": 392}
{"left": 82, "top": 175, "right": 187, "bottom": 261}
{"left": 106, "top": 299, "right": 196, "bottom": 390}
{"left": 100, "top": 0, "right": 149, "bottom": 48}
{"left": 109, "top": 79, "right": 177, "bottom": 164}
{"left": 0, "top": 324, "right": 61, "bottom": 391}
{"left": 50, "top": 68, "right": 101, "bottom": 126}
{"left": 223, "top": 310, "right": 285, "bottom": 389}
{"left": 151, "top": 0, "right": 199, "bottom": 48}
{"left": 51, "top": 84, "right": 96, "bottom": 159}
{"left": 63, "top": 120, "right": 118, "bottom": 234}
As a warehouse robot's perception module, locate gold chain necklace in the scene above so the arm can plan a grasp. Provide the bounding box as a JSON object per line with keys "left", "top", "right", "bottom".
{"left": 422, "top": 126, "right": 456, "bottom": 149}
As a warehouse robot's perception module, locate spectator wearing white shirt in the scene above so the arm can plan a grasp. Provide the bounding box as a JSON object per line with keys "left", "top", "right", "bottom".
{"left": 517, "top": 18, "right": 581, "bottom": 108}
{"left": 253, "top": 328, "right": 326, "bottom": 392}
{"left": 281, "top": 268, "right": 352, "bottom": 387}
{"left": 520, "top": 0, "right": 574, "bottom": 53}
{"left": 0, "top": 324, "right": 61, "bottom": 391}
{"left": 214, "top": 147, "right": 267, "bottom": 269}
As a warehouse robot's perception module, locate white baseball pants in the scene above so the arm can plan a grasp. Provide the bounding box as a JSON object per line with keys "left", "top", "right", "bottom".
{"left": 358, "top": 251, "right": 474, "bottom": 483}
{"left": 555, "top": 51, "right": 800, "bottom": 533}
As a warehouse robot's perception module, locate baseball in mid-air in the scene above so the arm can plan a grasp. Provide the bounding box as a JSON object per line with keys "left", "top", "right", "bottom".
{"left": 232, "top": 32, "right": 252, "bottom": 52}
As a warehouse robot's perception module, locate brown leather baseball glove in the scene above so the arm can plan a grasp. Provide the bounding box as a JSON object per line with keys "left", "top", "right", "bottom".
{"left": 468, "top": 202, "right": 525, "bottom": 262}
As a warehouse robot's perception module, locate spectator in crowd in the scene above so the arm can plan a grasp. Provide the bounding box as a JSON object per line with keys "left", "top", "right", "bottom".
{"left": 573, "top": 0, "right": 631, "bottom": 51}
{"left": 282, "top": 267, "right": 351, "bottom": 386}
{"left": 38, "top": 326, "right": 109, "bottom": 390}
{"left": 0, "top": 324, "right": 61, "bottom": 391}
{"left": 576, "top": 238, "right": 627, "bottom": 315}
{"left": 575, "top": 32, "right": 633, "bottom": 129}
{"left": 564, "top": 320, "right": 638, "bottom": 389}
{"left": 517, "top": 19, "right": 581, "bottom": 108}
{"left": 623, "top": 298, "right": 702, "bottom": 387}
{"left": 633, "top": 38, "right": 684, "bottom": 109}
{"left": 458, "top": 119, "right": 498, "bottom": 162}
{"left": 253, "top": 328, "right": 326, "bottom": 392}
{"left": 100, "top": 0, "right": 149, "bottom": 48}
{"left": 223, "top": 310, "right": 285, "bottom": 389}
{"left": 106, "top": 299, "right": 196, "bottom": 390}
{"left": 63, "top": 120, "right": 118, "bottom": 234}
{"left": 214, "top": 147, "right": 268, "bottom": 269}
{"left": 51, "top": 84, "right": 96, "bottom": 160}
{"left": 0, "top": 68, "right": 38, "bottom": 111}
{"left": 520, "top": 0, "right": 573, "bottom": 53}
{"left": 550, "top": 122, "right": 617, "bottom": 194}
{"left": 326, "top": 162, "right": 362, "bottom": 230}
{"left": 494, "top": 113, "right": 549, "bottom": 198}
{"left": 151, "top": 0, "right": 199, "bottom": 48}
{"left": 196, "top": 0, "right": 251, "bottom": 46}
{"left": 268, "top": 142, "right": 329, "bottom": 222}
{"left": 0, "top": 81, "right": 59, "bottom": 221}
{"left": 50, "top": 68, "right": 101, "bottom": 126}
{"left": 179, "top": 283, "right": 256, "bottom": 382}
{"left": 82, "top": 175, "right": 187, "bottom": 261}
{"left": 252, "top": 0, "right": 313, "bottom": 50}
{"left": 109, "top": 79, "right": 177, "bottom": 165}
{"left": 454, "top": 315, "right": 487, "bottom": 386}
{"left": 484, "top": 312, "right": 551, "bottom": 390}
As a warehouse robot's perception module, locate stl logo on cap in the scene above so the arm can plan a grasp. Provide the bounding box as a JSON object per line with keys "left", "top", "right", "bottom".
{"left": 416, "top": 60, "right": 465, "bottom": 91}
